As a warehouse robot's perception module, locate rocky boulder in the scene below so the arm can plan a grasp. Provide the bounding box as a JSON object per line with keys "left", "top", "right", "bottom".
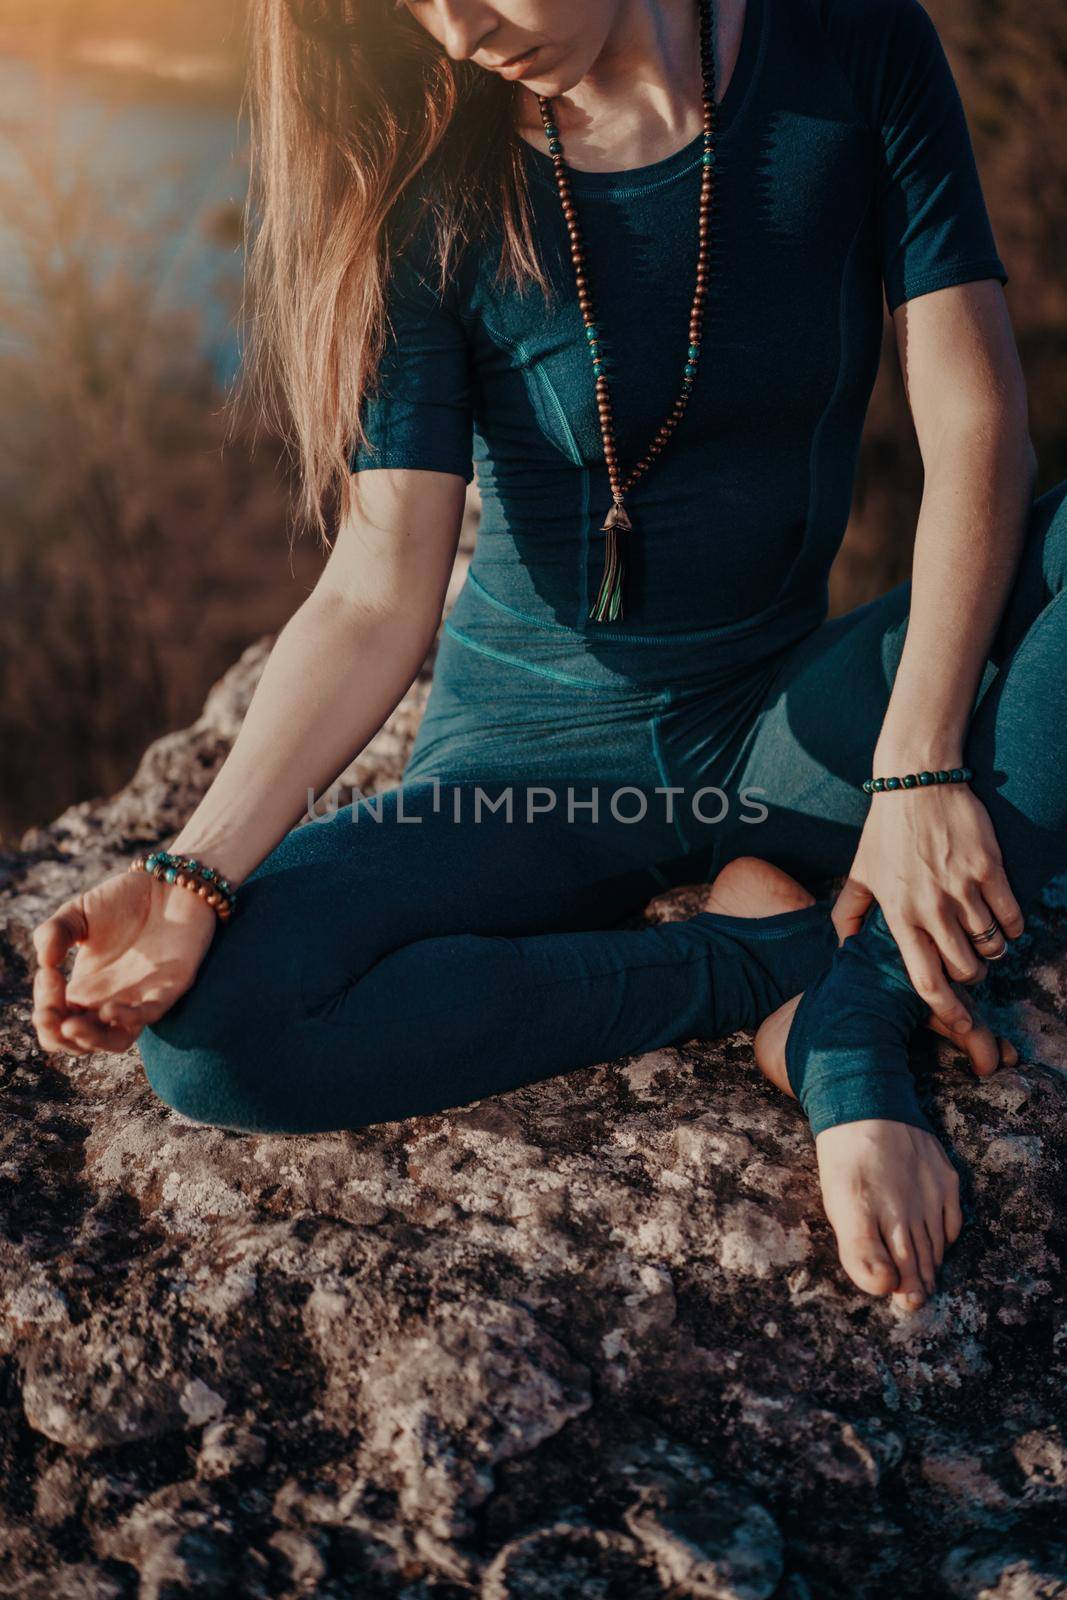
{"left": 1, "top": 600, "right": 1065, "bottom": 1597}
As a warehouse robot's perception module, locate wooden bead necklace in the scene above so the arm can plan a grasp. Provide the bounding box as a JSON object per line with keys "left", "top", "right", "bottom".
{"left": 533, "top": 0, "right": 717, "bottom": 622}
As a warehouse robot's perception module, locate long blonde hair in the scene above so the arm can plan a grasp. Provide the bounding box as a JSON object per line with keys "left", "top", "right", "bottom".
{"left": 237, "top": 0, "right": 554, "bottom": 542}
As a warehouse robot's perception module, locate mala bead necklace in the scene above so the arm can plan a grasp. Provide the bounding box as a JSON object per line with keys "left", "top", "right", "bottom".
{"left": 533, "top": 0, "right": 717, "bottom": 622}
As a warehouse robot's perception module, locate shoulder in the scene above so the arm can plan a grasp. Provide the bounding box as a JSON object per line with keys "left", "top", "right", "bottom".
{"left": 813, "top": 0, "right": 939, "bottom": 43}
{"left": 808, "top": 0, "right": 950, "bottom": 123}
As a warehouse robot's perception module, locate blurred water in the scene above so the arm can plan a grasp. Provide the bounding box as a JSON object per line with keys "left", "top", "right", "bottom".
{"left": 0, "top": 53, "right": 247, "bottom": 385}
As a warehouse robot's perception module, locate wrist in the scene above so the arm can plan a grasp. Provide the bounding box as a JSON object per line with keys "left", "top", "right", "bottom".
{"left": 149, "top": 874, "right": 219, "bottom": 925}
{"left": 137, "top": 848, "right": 237, "bottom": 925}
{"left": 871, "top": 740, "right": 966, "bottom": 774}
{"left": 165, "top": 835, "right": 248, "bottom": 892}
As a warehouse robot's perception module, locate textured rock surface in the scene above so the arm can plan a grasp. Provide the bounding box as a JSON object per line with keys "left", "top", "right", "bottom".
{"left": 2, "top": 550, "right": 1066, "bottom": 1596}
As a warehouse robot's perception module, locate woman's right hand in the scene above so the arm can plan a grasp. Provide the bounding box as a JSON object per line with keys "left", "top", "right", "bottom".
{"left": 32, "top": 867, "right": 220, "bottom": 1056}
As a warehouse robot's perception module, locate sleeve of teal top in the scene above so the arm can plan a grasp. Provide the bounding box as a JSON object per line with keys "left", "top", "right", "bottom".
{"left": 868, "top": 0, "right": 1008, "bottom": 314}
{"left": 348, "top": 243, "right": 475, "bottom": 485}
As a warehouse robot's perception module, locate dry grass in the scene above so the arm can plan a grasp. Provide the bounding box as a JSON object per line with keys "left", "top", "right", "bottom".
{"left": 0, "top": 123, "right": 322, "bottom": 844}
{"left": 0, "top": 0, "right": 1065, "bottom": 841}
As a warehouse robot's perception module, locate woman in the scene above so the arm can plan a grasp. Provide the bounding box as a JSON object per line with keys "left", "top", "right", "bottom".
{"left": 31, "top": 0, "right": 1067, "bottom": 1316}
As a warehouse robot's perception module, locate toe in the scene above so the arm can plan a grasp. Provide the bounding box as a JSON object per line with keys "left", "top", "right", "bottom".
{"left": 944, "top": 1193, "right": 964, "bottom": 1249}
{"left": 962, "top": 1019, "right": 1001, "bottom": 1078}
{"left": 836, "top": 1225, "right": 899, "bottom": 1298}
{"left": 912, "top": 1222, "right": 938, "bottom": 1297}
{"left": 939, "top": 1160, "right": 964, "bottom": 1248}
{"left": 886, "top": 1221, "right": 927, "bottom": 1309}
{"left": 924, "top": 1210, "right": 946, "bottom": 1270}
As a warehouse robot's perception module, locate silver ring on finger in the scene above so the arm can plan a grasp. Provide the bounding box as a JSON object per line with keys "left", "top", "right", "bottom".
{"left": 966, "top": 918, "right": 1002, "bottom": 946}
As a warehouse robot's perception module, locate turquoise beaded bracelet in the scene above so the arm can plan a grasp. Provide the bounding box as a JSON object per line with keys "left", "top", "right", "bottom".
{"left": 130, "top": 849, "right": 236, "bottom": 923}
{"left": 862, "top": 766, "right": 973, "bottom": 795}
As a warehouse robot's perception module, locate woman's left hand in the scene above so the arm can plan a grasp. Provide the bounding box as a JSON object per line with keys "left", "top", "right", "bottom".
{"left": 832, "top": 779, "right": 1026, "bottom": 1037}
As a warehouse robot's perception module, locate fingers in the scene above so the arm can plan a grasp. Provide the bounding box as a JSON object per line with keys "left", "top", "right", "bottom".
{"left": 976, "top": 859, "right": 1025, "bottom": 943}
{"left": 927, "top": 898, "right": 992, "bottom": 982}
{"left": 32, "top": 962, "right": 76, "bottom": 1053}
{"left": 97, "top": 997, "right": 144, "bottom": 1028}
{"left": 32, "top": 898, "right": 91, "bottom": 1054}
{"left": 954, "top": 887, "right": 1008, "bottom": 965}
{"left": 953, "top": 1005, "right": 1002, "bottom": 1078}
{"left": 32, "top": 898, "right": 89, "bottom": 967}
{"left": 32, "top": 965, "right": 98, "bottom": 1048}
{"left": 926, "top": 1014, "right": 1019, "bottom": 1079}
{"left": 831, "top": 877, "right": 872, "bottom": 944}
{"left": 58, "top": 1011, "right": 140, "bottom": 1054}
{"left": 33, "top": 955, "right": 146, "bottom": 1057}
{"left": 889, "top": 919, "right": 975, "bottom": 1036}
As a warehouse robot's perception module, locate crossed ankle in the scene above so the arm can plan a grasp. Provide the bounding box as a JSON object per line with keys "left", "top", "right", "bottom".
{"left": 688, "top": 897, "right": 839, "bottom": 1035}
{"left": 784, "top": 902, "right": 933, "bottom": 1137}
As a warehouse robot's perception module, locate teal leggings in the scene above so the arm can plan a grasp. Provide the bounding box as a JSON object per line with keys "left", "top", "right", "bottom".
{"left": 137, "top": 480, "right": 1067, "bottom": 1136}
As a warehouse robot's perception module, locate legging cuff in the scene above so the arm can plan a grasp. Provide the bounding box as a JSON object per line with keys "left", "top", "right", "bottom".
{"left": 784, "top": 901, "right": 934, "bottom": 1136}
{"left": 687, "top": 895, "right": 840, "bottom": 1035}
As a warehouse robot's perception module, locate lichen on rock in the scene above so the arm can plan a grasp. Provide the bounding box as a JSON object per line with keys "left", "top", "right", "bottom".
{"left": 2, "top": 612, "right": 1065, "bottom": 1597}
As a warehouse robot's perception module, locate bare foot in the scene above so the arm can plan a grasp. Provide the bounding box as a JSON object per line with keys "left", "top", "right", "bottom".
{"left": 810, "top": 1117, "right": 962, "bottom": 1309}
{"left": 709, "top": 857, "right": 1017, "bottom": 1308}
{"left": 754, "top": 990, "right": 1015, "bottom": 1308}
{"left": 703, "top": 855, "right": 817, "bottom": 919}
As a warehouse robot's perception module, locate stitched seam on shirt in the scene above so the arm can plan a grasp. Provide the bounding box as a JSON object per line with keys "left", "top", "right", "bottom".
{"left": 478, "top": 315, "right": 584, "bottom": 460}
{"left": 890, "top": 256, "right": 1008, "bottom": 309}
{"left": 464, "top": 567, "right": 813, "bottom": 648}
{"left": 473, "top": 317, "right": 596, "bottom": 625}
{"left": 525, "top": 153, "right": 708, "bottom": 201}
{"left": 442, "top": 619, "right": 633, "bottom": 692}
{"left": 351, "top": 450, "right": 472, "bottom": 479}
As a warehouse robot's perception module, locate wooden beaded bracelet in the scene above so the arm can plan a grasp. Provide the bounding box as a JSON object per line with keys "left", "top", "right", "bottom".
{"left": 129, "top": 850, "right": 236, "bottom": 923}
{"left": 862, "top": 766, "right": 973, "bottom": 795}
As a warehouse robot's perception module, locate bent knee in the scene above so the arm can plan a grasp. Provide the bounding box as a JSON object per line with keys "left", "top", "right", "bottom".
{"left": 134, "top": 932, "right": 315, "bottom": 1133}
{"left": 136, "top": 1006, "right": 362, "bottom": 1136}
{"left": 137, "top": 1023, "right": 265, "bottom": 1133}
{"left": 136, "top": 986, "right": 314, "bottom": 1133}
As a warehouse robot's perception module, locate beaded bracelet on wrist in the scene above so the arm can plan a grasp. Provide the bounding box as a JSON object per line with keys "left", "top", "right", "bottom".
{"left": 130, "top": 850, "right": 236, "bottom": 922}
{"left": 862, "top": 766, "right": 973, "bottom": 795}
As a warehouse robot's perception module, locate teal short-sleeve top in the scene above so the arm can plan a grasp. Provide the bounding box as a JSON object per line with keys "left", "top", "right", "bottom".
{"left": 349, "top": 0, "right": 1008, "bottom": 636}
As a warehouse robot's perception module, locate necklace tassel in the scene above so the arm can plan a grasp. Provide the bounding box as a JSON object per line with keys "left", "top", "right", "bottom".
{"left": 589, "top": 499, "right": 631, "bottom": 623}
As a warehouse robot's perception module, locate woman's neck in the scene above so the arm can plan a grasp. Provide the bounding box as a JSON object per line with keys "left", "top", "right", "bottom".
{"left": 512, "top": 0, "right": 747, "bottom": 173}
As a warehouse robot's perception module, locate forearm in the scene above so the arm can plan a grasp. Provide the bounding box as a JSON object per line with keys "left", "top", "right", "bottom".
{"left": 166, "top": 590, "right": 436, "bottom": 886}
{"left": 874, "top": 414, "right": 1036, "bottom": 769}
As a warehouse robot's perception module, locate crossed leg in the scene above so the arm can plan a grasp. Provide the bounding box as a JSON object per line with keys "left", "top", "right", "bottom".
{"left": 137, "top": 779, "right": 841, "bottom": 1135}
{"left": 719, "top": 475, "right": 1067, "bottom": 1306}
